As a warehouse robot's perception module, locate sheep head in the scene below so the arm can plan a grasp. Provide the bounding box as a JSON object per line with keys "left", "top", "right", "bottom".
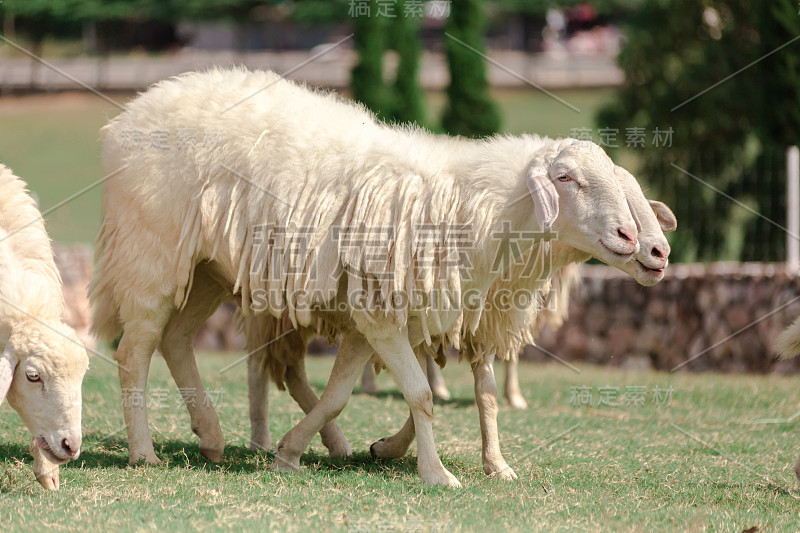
{"left": 613, "top": 166, "right": 677, "bottom": 286}
{"left": 527, "top": 139, "right": 640, "bottom": 268}
{"left": 0, "top": 318, "right": 88, "bottom": 488}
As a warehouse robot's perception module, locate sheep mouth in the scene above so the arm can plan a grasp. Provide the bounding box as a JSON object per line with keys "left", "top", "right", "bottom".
{"left": 635, "top": 259, "right": 664, "bottom": 275}
{"left": 36, "top": 436, "right": 70, "bottom": 464}
{"left": 599, "top": 239, "right": 634, "bottom": 259}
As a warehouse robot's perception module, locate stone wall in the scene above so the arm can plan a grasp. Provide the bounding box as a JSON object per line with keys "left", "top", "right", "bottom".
{"left": 526, "top": 263, "right": 800, "bottom": 374}
{"left": 53, "top": 245, "right": 96, "bottom": 352}
{"left": 54, "top": 247, "right": 800, "bottom": 373}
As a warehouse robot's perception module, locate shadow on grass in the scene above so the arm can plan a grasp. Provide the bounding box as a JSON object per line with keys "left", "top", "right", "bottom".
{"left": 0, "top": 442, "right": 28, "bottom": 458}
{"left": 37, "top": 433, "right": 424, "bottom": 478}
{"left": 351, "top": 387, "right": 476, "bottom": 408}
{"left": 308, "top": 378, "right": 476, "bottom": 408}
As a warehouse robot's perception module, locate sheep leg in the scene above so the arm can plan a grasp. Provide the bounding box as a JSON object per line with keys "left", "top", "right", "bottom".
{"left": 426, "top": 352, "right": 451, "bottom": 401}
{"left": 159, "top": 273, "right": 228, "bottom": 463}
{"left": 284, "top": 362, "right": 353, "bottom": 458}
{"left": 504, "top": 358, "right": 528, "bottom": 410}
{"left": 367, "top": 332, "right": 460, "bottom": 487}
{"left": 360, "top": 363, "right": 378, "bottom": 395}
{"left": 369, "top": 349, "right": 429, "bottom": 460}
{"left": 241, "top": 313, "right": 281, "bottom": 452}
{"left": 272, "top": 331, "right": 373, "bottom": 472}
{"left": 244, "top": 321, "right": 349, "bottom": 456}
{"left": 30, "top": 437, "right": 59, "bottom": 490}
{"left": 116, "top": 320, "right": 167, "bottom": 465}
{"left": 474, "top": 354, "right": 517, "bottom": 480}
{"left": 247, "top": 352, "right": 272, "bottom": 451}
{"left": 370, "top": 414, "right": 415, "bottom": 459}
{"left": 372, "top": 351, "right": 517, "bottom": 480}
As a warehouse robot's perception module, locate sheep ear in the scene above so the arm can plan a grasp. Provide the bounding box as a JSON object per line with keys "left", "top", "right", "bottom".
{"left": 627, "top": 197, "right": 642, "bottom": 232}
{"left": 649, "top": 200, "right": 677, "bottom": 232}
{"left": 0, "top": 345, "right": 18, "bottom": 405}
{"left": 526, "top": 166, "right": 559, "bottom": 230}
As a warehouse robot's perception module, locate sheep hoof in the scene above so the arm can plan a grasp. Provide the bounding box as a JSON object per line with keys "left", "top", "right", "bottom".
{"left": 370, "top": 438, "right": 406, "bottom": 460}
{"left": 431, "top": 386, "right": 451, "bottom": 401}
{"left": 320, "top": 423, "right": 352, "bottom": 459}
{"left": 129, "top": 453, "right": 162, "bottom": 466}
{"left": 271, "top": 452, "right": 300, "bottom": 473}
{"left": 487, "top": 464, "right": 518, "bottom": 481}
{"left": 200, "top": 446, "right": 224, "bottom": 463}
{"left": 326, "top": 441, "right": 352, "bottom": 459}
{"left": 507, "top": 395, "right": 528, "bottom": 410}
{"left": 35, "top": 468, "right": 59, "bottom": 491}
{"left": 421, "top": 467, "right": 461, "bottom": 488}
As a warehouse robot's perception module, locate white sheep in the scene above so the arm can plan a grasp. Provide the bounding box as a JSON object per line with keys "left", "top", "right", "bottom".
{"left": 204, "top": 167, "right": 675, "bottom": 481}
{"left": 89, "top": 68, "right": 641, "bottom": 485}
{"left": 366, "top": 165, "right": 677, "bottom": 479}
{"left": 0, "top": 164, "right": 89, "bottom": 490}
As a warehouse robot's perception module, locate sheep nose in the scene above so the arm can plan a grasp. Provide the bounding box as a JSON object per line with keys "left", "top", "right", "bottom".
{"left": 648, "top": 244, "right": 669, "bottom": 268}
{"left": 617, "top": 226, "right": 637, "bottom": 244}
{"left": 61, "top": 437, "right": 81, "bottom": 459}
{"left": 651, "top": 244, "right": 668, "bottom": 259}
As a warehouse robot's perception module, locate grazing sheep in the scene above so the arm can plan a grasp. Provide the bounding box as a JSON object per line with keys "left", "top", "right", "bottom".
{"left": 0, "top": 164, "right": 89, "bottom": 490}
{"left": 90, "top": 68, "right": 641, "bottom": 485}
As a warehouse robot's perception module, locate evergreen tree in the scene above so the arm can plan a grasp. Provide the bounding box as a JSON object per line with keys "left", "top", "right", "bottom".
{"left": 350, "top": 0, "right": 390, "bottom": 119}
{"left": 441, "top": 0, "right": 501, "bottom": 137}
{"left": 597, "top": 0, "right": 800, "bottom": 261}
{"left": 386, "top": 0, "right": 426, "bottom": 126}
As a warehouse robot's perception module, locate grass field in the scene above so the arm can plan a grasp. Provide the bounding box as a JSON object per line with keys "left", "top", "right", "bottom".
{"left": 1, "top": 354, "right": 799, "bottom": 531}
{"left": 0, "top": 88, "right": 613, "bottom": 244}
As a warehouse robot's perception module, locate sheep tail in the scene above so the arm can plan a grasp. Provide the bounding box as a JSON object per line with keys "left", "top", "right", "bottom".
{"left": 89, "top": 221, "right": 123, "bottom": 342}
{"left": 90, "top": 289, "right": 122, "bottom": 342}
{"left": 775, "top": 315, "right": 800, "bottom": 359}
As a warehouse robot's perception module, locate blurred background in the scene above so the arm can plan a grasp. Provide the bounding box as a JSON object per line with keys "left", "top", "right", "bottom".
{"left": 1, "top": 0, "right": 799, "bottom": 371}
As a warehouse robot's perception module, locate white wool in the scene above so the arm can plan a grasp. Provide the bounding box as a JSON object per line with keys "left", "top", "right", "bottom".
{"left": 0, "top": 166, "right": 64, "bottom": 328}
{"left": 530, "top": 263, "right": 582, "bottom": 338}
{"left": 91, "top": 68, "right": 623, "bottom": 343}
{"left": 462, "top": 244, "right": 588, "bottom": 363}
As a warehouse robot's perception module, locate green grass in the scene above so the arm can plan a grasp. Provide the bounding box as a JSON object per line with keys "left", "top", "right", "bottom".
{"left": 2, "top": 354, "right": 799, "bottom": 531}
{"left": 0, "top": 88, "right": 613, "bottom": 244}
{"left": 0, "top": 93, "right": 124, "bottom": 243}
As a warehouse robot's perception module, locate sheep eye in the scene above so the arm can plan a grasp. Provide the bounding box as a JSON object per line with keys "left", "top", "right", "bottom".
{"left": 26, "top": 371, "right": 41, "bottom": 382}
{"left": 557, "top": 174, "right": 572, "bottom": 182}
